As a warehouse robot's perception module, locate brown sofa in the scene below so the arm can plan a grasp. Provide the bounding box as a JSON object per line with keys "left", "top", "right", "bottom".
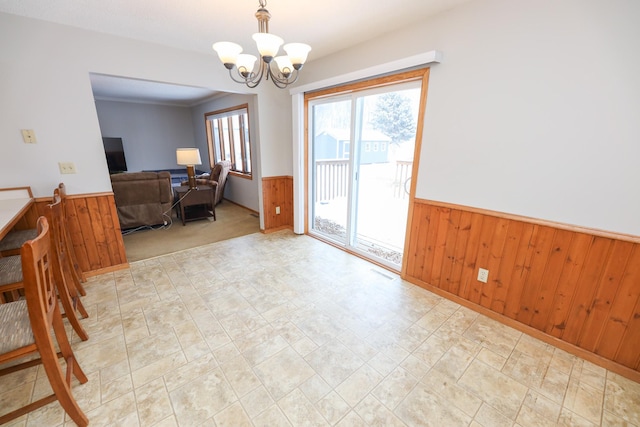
{"left": 110, "top": 172, "right": 172, "bottom": 229}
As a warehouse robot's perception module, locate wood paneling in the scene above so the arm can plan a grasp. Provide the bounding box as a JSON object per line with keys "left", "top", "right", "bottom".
{"left": 15, "top": 192, "right": 128, "bottom": 275}
{"left": 404, "top": 199, "right": 640, "bottom": 380}
{"left": 262, "top": 176, "right": 293, "bottom": 232}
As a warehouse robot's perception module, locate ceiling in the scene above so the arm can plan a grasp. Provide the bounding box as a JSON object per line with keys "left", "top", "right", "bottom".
{"left": 0, "top": 0, "right": 474, "bottom": 105}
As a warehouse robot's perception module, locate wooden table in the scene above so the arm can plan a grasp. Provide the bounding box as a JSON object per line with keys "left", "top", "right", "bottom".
{"left": 0, "top": 187, "right": 34, "bottom": 240}
{"left": 174, "top": 185, "right": 216, "bottom": 225}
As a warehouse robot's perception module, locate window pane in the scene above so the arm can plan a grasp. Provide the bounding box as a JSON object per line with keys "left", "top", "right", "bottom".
{"left": 204, "top": 105, "right": 252, "bottom": 177}
{"left": 221, "top": 118, "right": 231, "bottom": 162}
{"left": 232, "top": 115, "right": 242, "bottom": 171}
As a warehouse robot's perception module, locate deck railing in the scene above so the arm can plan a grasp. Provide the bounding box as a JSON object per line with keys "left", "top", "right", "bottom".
{"left": 315, "top": 159, "right": 413, "bottom": 202}
{"left": 315, "top": 160, "right": 349, "bottom": 202}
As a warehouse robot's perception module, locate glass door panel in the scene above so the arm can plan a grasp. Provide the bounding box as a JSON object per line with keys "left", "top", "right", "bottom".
{"left": 310, "top": 98, "right": 352, "bottom": 244}
{"left": 351, "top": 85, "right": 420, "bottom": 267}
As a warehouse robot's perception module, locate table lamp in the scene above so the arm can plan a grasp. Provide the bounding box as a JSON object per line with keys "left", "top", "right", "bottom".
{"left": 176, "top": 148, "right": 202, "bottom": 189}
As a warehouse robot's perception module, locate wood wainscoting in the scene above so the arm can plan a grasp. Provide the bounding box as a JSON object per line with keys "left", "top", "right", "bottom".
{"left": 403, "top": 199, "right": 640, "bottom": 381}
{"left": 15, "top": 192, "right": 128, "bottom": 276}
{"left": 262, "top": 176, "right": 293, "bottom": 232}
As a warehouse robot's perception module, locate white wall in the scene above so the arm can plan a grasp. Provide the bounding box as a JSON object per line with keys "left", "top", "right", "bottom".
{"left": 95, "top": 100, "right": 196, "bottom": 171}
{"left": 190, "top": 94, "right": 261, "bottom": 212}
{"left": 297, "top": 0, "right": 640, "bottom": 236}
{"left": 0, "top": 13, "right": 292, "bottom": 204}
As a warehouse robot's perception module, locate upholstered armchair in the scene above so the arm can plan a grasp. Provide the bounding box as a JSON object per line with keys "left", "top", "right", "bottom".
{"left": 182, "top": 160, "right": 231, "bottom": 205}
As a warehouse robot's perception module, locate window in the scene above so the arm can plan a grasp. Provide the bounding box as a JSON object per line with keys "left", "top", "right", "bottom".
{"left": 205, "top": 104, "right": 252, "bottom": 178}
{"left": 373, "top": 142, "right": 379, "bottom": 152}
{"left": 343, "top": 142, "right": 350, "bottom": 158}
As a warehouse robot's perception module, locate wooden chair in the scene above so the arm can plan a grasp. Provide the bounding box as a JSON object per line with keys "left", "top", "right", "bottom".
{"left": 0, "top": 216, "right": 89, "bottom": 426}
{"left": 0, "top": 194, "right": 89, "bottom": 341}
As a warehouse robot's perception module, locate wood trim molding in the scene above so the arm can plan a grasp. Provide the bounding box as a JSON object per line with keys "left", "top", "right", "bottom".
{"left": 403, "top": 198, "right": 640, "bottom": 381}
{"left": 421, "top": 199, "right": 640, "bottom": 244}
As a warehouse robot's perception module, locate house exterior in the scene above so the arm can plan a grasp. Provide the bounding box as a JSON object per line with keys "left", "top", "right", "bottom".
{"left": 314, "top": 129, "right": 391, "bottom": 163}
{"left": 1, "top": 0, "right": 639, "bottom": 380}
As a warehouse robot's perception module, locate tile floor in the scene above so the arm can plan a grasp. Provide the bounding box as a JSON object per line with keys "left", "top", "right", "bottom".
{"left": 1, "top": 230, "right": 639, "bottom": 426}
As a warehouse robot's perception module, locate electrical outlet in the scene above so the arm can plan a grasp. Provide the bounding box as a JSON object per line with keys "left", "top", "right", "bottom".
{"left": 477, "top": 268, "right": 489, "bottom": 283}
{"left": 275, "top": 206, "right": 281, "bottom": 215}
{"left": 21, "top": 129, "right": 37, "bottom": 144}
{"left": 58, "top": 162, "right": 77, "bottom": 174}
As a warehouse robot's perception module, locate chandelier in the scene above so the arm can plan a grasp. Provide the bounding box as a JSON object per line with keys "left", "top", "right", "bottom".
{"left": 212, "top": 0, "right": 311, "bottom": 89}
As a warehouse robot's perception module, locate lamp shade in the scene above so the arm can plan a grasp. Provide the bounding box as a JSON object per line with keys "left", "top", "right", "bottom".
{"left": 274, "top": 56, "right": 293, "bottom": 76}
{"left": 176, "top": 148, "right": 202, "bottom": 166}
{"left": 236, "top": 54, "right": 258, "bottom": 75}
{"left": 252, "top": 33, "right": 283, "bottom": 58}
{"left": 283, "top": 43, "right": 311, "bottom": 67}
{"left": 212, "top": 42, "right": 242, "bottom": 65}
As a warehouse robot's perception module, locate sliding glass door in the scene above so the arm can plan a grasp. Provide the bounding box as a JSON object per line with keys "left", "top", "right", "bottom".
{"left": 308, "top": 79, "right": 422, "bottom": 270}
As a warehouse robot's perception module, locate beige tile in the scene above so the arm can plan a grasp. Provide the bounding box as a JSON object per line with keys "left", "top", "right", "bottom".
{"left": 604, "top": 372, "right": 640, "bottom": 426}
{"left": 213, "top": 401, "right": 252, "bottom": 427}
{"left": 305, "top": 340, "right": 365, "bottom": 387}
{"left": 163, "top": 352, "right": 217, "bottom": 392}
{"left": 132, "top": 350, "right": 187, "bottom": 388}
{"left": 475, "top": 347, "right": 507, "bottom": 371}
{"left": 169, "top": 367, "right": 237, "bottom": 425}
{"left": 316, "top": 390, "right": 352, "bottom": 424}
{"left": 354, "top": 394, "right": 406, "bottom": 427}
{"left": 395, "top": 381, "right": 473, "bottom": 426}
{"left": 278, "top": 388, "right": 329, "bottom": 426}
{"left": 253, "top": 346, "right": 316, "bottom": 400}
{"left": 135, "top": 377, "right": 173, "bottom": 426}
{"left": 371, "top": 366, "right": 418, "bottom": 410}
{"left": 240, "top": 385, "right": 275, "bottom": 419}
{"left": 73, "top": 334, "right": 129, "bottom": 375}
{"left": 242, "top": 335, "right": 289, "bottom": 366}
{"left": 463, "top": 316, "right": 521, "bottom": 358}
{"left": 23, "top": 401, "right": 65, "bottom": 427}
{"left": 458, "top": 359, "right": 528, "bottom": 420}
{"left": 335, "top": 364, "right": 384, "bottom": 407}
{"left": 556, "top": 407, "right": 598, "bottom": 426}
{"left": 421, "top": 369, "right": 483, "bottom": 418}
{"left": 83, "top": 391, "right": 137, "bottom": 427}
{"left": 563, "top": 376, "right": 604, "bottom": 425}
{"left": 299, "top": 374, "right": 332, "bottom": 404}
{"left": 126, "top": 331, "right": 182, "bottom": 371}
{"left": 220, "top": 355, "right": 262, "bottom": 397}
{"left": 516, "top": 389, "right": 561, "bottom": 426}
{"left": 474, "top": 403, "right": 514, "bottom": 427}
{"left": 335, "top": 410, "right": 368, "bottom": 426}
{"left": 100, "top": 372, "right": 133, "bottom": 403}
{"left": 251, "top": 404, "right": 292, "bottom": 427}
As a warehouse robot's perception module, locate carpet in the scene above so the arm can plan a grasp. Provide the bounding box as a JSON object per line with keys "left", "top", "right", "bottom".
{"left": 122, "top": 201, "right": 260, "bottom": 262}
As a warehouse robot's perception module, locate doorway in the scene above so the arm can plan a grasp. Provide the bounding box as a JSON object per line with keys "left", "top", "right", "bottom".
{"left": 306, "top": 73, "right": 427, "bottom": 271}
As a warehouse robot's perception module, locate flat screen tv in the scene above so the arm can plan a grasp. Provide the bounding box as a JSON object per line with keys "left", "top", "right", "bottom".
{"left": 102, "top": 137, "right": 128, "bottom": 173}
